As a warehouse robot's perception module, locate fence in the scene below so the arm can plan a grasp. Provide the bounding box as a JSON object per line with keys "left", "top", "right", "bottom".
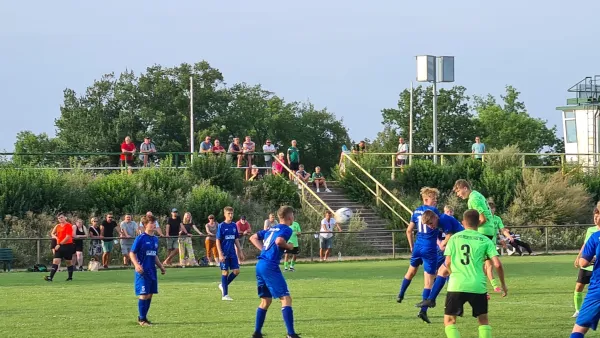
{"left": 0, "top": 225, "right": 588, "bottom": 269}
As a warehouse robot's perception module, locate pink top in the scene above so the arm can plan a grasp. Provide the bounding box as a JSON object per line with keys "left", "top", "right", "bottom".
{"left": 273, "top": 158, "right": 284, "bottom": 173}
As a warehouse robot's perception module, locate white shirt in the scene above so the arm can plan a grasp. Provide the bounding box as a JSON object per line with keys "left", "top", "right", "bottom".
{"left": 320, "top": 218, "right": 336, "bottom": 239}
{"left": 263, "top": 144, "right": 276, "bottom": 161}
{"left": 397, "top": 143, "right": 408, "bottom": 160}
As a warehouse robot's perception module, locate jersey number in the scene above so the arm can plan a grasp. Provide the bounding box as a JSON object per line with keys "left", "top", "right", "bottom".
{"left": 460, "top": 244, "right": 471, "bottom": 265}
{"left": 263, "top": 232, "right": 275, "bottom": 249}
{"left": 417, "top": 216, "right": 427, "bottom": 233}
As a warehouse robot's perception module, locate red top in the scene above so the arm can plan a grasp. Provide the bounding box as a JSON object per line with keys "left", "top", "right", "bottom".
{"left": 56, "top": 223, "right": 74, "bottom": 244}
{"left": 236, "top": 220, "right": 251, "bottom": 234}
{"left": 120, "top": 142, "right": 136, "bottom": 161}
{"left": 213, "top": 145, "right": 225, "bottom": 153}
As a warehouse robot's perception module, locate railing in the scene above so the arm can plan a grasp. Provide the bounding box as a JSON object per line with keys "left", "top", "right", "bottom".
{"left": 0, "top": 225, "right": 589, "bottom": 268}
{"left": 339, "top": 152, "right": 412, "bottom": 226}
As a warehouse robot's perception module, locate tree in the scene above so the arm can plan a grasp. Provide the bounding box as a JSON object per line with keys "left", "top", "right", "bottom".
{"left": 381, "top": 85, "right": 477, "bottom": 154}
{"left": 13, "top": 131, "right": 61, "bottom": 166}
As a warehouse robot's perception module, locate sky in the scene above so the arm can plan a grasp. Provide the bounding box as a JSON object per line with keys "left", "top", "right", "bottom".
{"left": 1, "top": 0, "right": 598, "bottom": 152}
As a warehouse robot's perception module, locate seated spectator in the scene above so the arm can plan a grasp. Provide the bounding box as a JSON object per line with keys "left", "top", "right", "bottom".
{"left": 243, "top": 136, "right": 256, "bottom": 179}
{"left": 236, "top": 215, "right": 252, "bottom": 248}
{"left": 228, "top": 137, "right": 243, "bottom": 167}
{"left": 263, "top": 139, "right": 276, "bottom": 170}
{"left": 295, "top": 164, "right": 311, "bottom": 187}
{"left": 248, "top": 165, "right": 261, "bottom": 181}
{"left": 213, "top": 139, "right": 225, "bottom": 155}
{"left": 139, "top": 136, "right": 158, "bottom": 167}
{"left": 352, "top": 140, "right": 366, "bottom": 154}
{"left": 272, "top": 152, "right": 285, "bottom": 175}
{"left": 120, "top": 136, "right": 136, "bottom": 174}
{"left": 312, "top": 166, "right": 331, "bottom": 193}
{"left": 199, "top": 136, "right": 213, "bottom": 154}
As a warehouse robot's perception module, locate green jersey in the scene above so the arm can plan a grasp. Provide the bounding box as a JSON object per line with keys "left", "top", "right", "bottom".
{"left": 312, "top": 172, "right": 323, "bottom": 180}
{"left": 468, "top": 190, "right": 495, "bottom": 236}
{"left": 287, "top": 146, "right": 300, "bottom": 163}
{"left": 288, "top": 221, "right": 302, "bottom": 247}
{"left": 491, "top": 214, "right": 505, "bottom": 242}
{"left": 583, "top": 226, "right": 600, "bottom": 271}
{"left": 445, "top": 229, "right": 498, "bottom": 294}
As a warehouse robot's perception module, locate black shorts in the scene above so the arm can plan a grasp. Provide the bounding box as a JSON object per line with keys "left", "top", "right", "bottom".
{"left": 284, "top": 247, "right": 300, "bottom": 255}
{"left": 290, "top": 162, "right": 300, "bottom": 171}
{"left": 51, "top": 238, "right": 57, "bottom": 250}
{"left": 53, "top": 244, "right": 76, "bottom": 260}
{"left": 74, "top": 240, "right": 84, "bottom": 252}
{"left": 578, "top": 269, "right": 594, "bottom": 285}
{"left": 444, "top": 292, "right": 488, "bottom": 318}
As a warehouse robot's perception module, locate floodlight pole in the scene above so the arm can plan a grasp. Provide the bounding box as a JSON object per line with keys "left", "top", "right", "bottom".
{"left": 190, "top": 76, "right": 194, "bottom": 163}
{"left": 409, "top": 81, "right": 414, "bottom": 165}
{"left": 432, "top": 79, "right": 438, "bottom": 164}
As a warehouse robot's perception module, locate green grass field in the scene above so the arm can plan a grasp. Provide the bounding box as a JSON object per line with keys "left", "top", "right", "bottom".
{"left": 0, "top": 255, "right": 588, "bottom": 338}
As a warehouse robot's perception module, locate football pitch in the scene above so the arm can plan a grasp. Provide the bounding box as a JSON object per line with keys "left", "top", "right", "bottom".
{"left": 0, "top": 255, "right": 584, "bottom": 338}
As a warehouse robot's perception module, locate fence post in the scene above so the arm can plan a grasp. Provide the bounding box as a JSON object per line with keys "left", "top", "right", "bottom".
{"left": 440, "top": 155, "right": 444, "bottom": 166}
{"left": 561, "top": 154, "right": 566, "bottom": 175}
{"left": 545, "top": 226, "right": 549, "bottom": 254}
{"left": 391, "top": 155, "right": 396, "bottom": 180}
{"left": 310, "top": 235, "right": 314, "bottom": 262}
{"left": 376, "top": 185, "right": 380, "bottom": 206}
{"left": 392, "top": 232, "right": 396, "bottom": 259}
{"left": 37, "top": 239, "right": 41, "bottom": 264}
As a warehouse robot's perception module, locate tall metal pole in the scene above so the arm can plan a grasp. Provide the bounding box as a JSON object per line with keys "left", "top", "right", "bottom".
{"left": 409, "top": 81, "right": 414, "bottom": 165}
{"left": 190, "top": 76, "right": 194, "bottom": 161}
{"left": 432, "top": 80, "right": 438, "bottom": 164}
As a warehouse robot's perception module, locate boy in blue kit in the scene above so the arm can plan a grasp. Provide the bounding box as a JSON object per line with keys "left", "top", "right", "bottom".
{"left": 249, "top": 205, "right": 300, "bottom": 338}
{"left": 130, "top": 215, "right": 166, "bottom": 327}
{"left": 571, "top": 209, "right": 600, "bottom": 337}
{"left": 397, "top": 187, "right": 441, "bottom": 324}
{"left": 216, "top": 206, "right": 245, "bottom": 301}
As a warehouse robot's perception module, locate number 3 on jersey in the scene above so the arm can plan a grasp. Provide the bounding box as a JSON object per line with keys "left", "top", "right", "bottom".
{"left": 460, "top": 244, "right": 471, "bottom": 265}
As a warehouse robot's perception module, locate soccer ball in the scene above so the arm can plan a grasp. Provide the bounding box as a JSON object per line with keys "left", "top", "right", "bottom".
{"left": 335, "top": 208, "right": 353, "bottom": 224}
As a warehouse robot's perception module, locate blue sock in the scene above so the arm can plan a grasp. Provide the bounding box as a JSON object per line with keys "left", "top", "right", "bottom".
{"left": 282, "top": 306, "right": 295, "bottom": 335}
{"left": 255, "top": 308, "right": 268, "bottom": 334}
{"left": 570, "top": 333, "right": 585, "bottom": 338}
{"left": 138, "top": 299, "right": 145, "bottom": 320}
{"left": 143, "top": 299, "right": 151, "bottom": 319}
{"left": 399, "top": 278, "right": 412, "bottom": 298}
{"left": 429, "top": 276, "right": 448, "bottom": 301}
{"left": 146, "top": 298, "right": 152, "bottom": 317}
{"left": 221, "top": 275, "right": 229, "bottom": 296}
{"left": 227, "top": 272, "right": 237, "bottom": 285}
{"left": 421, "top": 288, "right": 431, "bottom": 312}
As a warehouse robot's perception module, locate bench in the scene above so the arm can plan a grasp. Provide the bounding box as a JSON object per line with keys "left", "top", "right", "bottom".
{"left": 0, "top": 248, "right": 14, "bottom": 272}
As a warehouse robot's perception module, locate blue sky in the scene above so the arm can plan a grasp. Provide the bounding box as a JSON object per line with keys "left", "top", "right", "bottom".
{"left": 0, "top": 0, "right": 597, "bottom": 152}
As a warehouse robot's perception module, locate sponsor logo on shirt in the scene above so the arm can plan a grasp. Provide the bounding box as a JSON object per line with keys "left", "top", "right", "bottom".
{"left": 225, "top": 235, "right": 236, "bottom": 240}
{"left": 146, "top": 250, "right": 157, "bottom": 256}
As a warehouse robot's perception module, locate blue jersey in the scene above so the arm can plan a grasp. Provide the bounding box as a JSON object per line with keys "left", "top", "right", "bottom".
{"left": 437, "top": 215, "right": 464, "bottom": 254}
{"left": 582, "top": 231, "right": 600, "bottom": 299}
{"left": 217, "top": 221, "right": 239, "bottom": 257}
{"left": 131, "top": 233, "right": 159, "bottom": 280}
{"left": 257, "top": 224, "right": 293, "bottom": 266}
{"left": 411, "top": 205, "right": 442, "bottom": 249}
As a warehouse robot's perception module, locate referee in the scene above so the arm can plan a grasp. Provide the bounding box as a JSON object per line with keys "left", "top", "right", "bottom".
{"left": 45, "top": 214, "right": 76, "bottom": 282}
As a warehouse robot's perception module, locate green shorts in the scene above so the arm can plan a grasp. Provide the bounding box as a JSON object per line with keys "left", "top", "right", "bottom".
{"left": 102, "top": 241, "right": 114, "bottom": 253}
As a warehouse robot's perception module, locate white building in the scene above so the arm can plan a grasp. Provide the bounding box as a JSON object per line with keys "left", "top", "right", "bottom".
{"left": 556, "top": 76, "right": 600, "bottom": 167}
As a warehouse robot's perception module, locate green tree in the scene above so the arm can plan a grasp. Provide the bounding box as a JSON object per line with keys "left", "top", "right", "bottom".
{"left": 13, "top": 131, "right": 61, "bottom": 166}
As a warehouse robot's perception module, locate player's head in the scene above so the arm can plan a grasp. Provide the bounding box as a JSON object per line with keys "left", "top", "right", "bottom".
{"left": 224, "top": 206, "right": 234, "bottom": 222}
{"left": 462, "top": 209, "right": 479, "bottom": 230}
{"left": 277, "top": 206, "right": 295, "bottom": 225}
{"left": 443, "top": 205, "right": 454, "bottom": 216}
{"left": 421, "top": 210, "right": 439, "bottom": 229}
{"left": 488, "top": 201, "right": 496, "bottom": 215}
{"left": 453, "top": 179, "right": 472, "bottom": 200}
{"left": 57, "top": 213, "right": 66, "bottom": 224}
{"left": 420, "top": 187, "right": 439, "bottom": 206}
{"left": 143, "top": 215, "right": 157, "bottom": 233}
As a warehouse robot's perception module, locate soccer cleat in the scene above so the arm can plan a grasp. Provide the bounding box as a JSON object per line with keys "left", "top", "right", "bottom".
{"left": 418, "top": 311, "right": 431, "bottom": 324}
{"left": 44, "top": 276, "right": 53, "bottom": 282}
{"left": 396, "top": 295, "right": 404, "bottom": 303}
{"left": 284, "top": 268, "right": 288, "bottom": 271}
{"left": 415, "top": 299, "right": 436, "bottom": 308}
{"left": 573, "top": 311, "right": 580, "bottom": 318}
{"left": 138, "top": 320, "right": 152, "bottom": 327}
{"left": 251, "top": 332, "right": 264, "bottom": 338}
{"left": 66, "top": 278, "right": 73, "bottom": 281}
{"left": 286, "top": 334, "right": 301, "bottom": 338}
{"left": 290, "top": 267, "right": 295, "bottom": 272}
{"left": 222, "top": 295, "right": 233, "bottom": 301}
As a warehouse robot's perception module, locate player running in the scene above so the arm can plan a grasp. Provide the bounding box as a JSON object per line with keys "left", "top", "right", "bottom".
{"left": 570, "top": 207, "right": 600, "bottom": 337}
{"left": 443, "top": 209, "right": 507, "bottom": 338}
{"left": 250, "top": 206, "right": 300, "bottom": 338}
{"left": 216, "top": 206, "right": 245, "bottom": 301}
{"left": 44, "top": 214, "right": 76, "bottom": 282}
{"left": 283, "top": 220, "right": 301, "bottom": 272}
{"left": 130, "top": 215, "right": 165, "bottom": 326}
{"left": 573, "top": 207, "right": 600, "bottom": 318}
{"left": 397, "top": 187, "right": 442, "bottom": 324}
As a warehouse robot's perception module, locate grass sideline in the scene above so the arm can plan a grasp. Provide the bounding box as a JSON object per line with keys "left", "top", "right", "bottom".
{"left": 0, "top": 256, "right": 581, "bottom": 338}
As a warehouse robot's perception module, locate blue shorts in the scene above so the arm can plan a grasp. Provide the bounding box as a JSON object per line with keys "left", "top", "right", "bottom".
{"left": 256, "top": 261, "right": 290, "bottom": 299}
{"left": 576, "top": 297, "right": 600, "bottom": 330}
{"left": 437, "top": 254, "right": 445, "bottom": 269}
{"left": 134, "top": 273, "right": 158, "bottom": 296}
{"left": 409, "top": 246, "right": 438, "bottom": 275}
{"left": 220, "top": 255, "right": 240, "bottom": 271}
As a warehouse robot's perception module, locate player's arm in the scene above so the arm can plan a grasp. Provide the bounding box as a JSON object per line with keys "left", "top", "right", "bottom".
{"left": 154, "top": 255, "right": 166, "bottom": 274}
{"left": 444, "top": 255, "right": 451, "bottom": 274}
{"left": 501, "top": 228, "right": 514, "bottom": 242}
{"left": 576, "top": 242, "right": 586, "bottom": 268}
{"left": 491, "top": 256, "right": 507, "bottom": 297}
{"left": 440, "top": 233, "right": 452, "bottom": 249}
{"left": 580, "top": 235, "right": 598, "bottom": 268}
{"left": 249, "top": 232, "right": 264, "bottom": 251}
{"left": 276, "top": 236, "right": 294, "bottom": 251}
{"left": 234, "top": 238, "right": 245, "bottom": 261}
{"left": 50, "top": 225, "right": 58, "bottom": 238}
{"left": 406, "top": 222, "right": 415, "bottom": 252}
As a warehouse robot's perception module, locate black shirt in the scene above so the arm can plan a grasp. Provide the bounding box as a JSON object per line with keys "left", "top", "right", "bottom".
{"left": 167, "top": 216, "right": 182, "bottom": 236}
{"left": 182, "top": 223, "right": 193, "bottom": 234}
{"left": 101, "top": 220, "right": 118, "bottom": 242}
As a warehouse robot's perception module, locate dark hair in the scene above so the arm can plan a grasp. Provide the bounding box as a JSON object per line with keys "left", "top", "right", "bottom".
{"left": 453, "top": 179, "right": 471, "bottom": 191}
{"left": 144, "top": 215, "right": 156, "bottom": 225}
{"left": 463, "top": 209, "right": 480, "bottom": 228}
{"left": 278, "top": 206, "right": 295, "bottom": 220}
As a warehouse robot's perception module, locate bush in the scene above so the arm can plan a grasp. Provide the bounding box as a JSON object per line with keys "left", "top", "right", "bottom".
{"left": 185, "top": 155, "right": 243, "bottom": 193}
{"left": 184, "top": 181, "right": 240, "bottom": 222}
{"left": 483, "top": 145, "right": 522, "bottom": 173}
{"left": 477, "top": 167, "right": 522, "bottom": 213}
{"left": 246, "top": 175, "right": 300, "bottom": 210}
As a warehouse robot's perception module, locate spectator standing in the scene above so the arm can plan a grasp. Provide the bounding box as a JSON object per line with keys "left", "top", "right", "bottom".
{"left": 236, "top": 215, "right": 252, "bottom": 249}
{"left": 140, "top": 211, "right": 164, "bottom": 237}
{"left": 199, "top": 136, "right": 213, "bottom": 154}
{"left": 287, "top": 140, "right": 300, "bottom": 180}
{"left": 262, "top": 139, "right": 276, "bottom": 171}
{"left": 228, "top": 137, "right": 243, "bottom": 167}
{"left": 213, "top": 139, "right": 225, "bottom": 155}
{"left": 472, "top": 136, "right": 486, "bottom": 160}
{"left": 120, "top": 214, "right": 138, "bottom": 267}
{"left": 139, "top": 136, "right": 157, "bottom": 167}
{"left": 319, "top": 211, "right": 342, "bottom": 261}
{"left": 88, "top": 217, "right": 103, "bottom": 262}
{"left": 179, "top": 212, "right": 199, "bottom": 266}
{"left": 295, "top": 164, "right": 311, "bottom": 188}
{"left": 353, "top": 141, "right": 367, "bottom": 154}
{"left": 72, "top": 219, "right": 88, "bottom": 271}
{"left": 396, "top": 137, "right": 408, "bottom": 168}
{"left": 120, "top": 136, "right": 137, "bottom": 174}
{"left": 243, "top": 136, "right": 256, "bottom": 179}
{"left": 204, "top": 215, "right": 219, "bottom": 266}
{"left": 263, "top": 213, "right": 277, "bottom": 230}
{"left": 312, "top": 166, "right": 331, "bottom": 193}
{"left": 272, "top": 152, "right": 285, "bottom": 175}
{"left": 100, "top": 213, "right": 119, "bottom": 269}
{"left": 164, "top": 208, "right": 183, "bottom": 266}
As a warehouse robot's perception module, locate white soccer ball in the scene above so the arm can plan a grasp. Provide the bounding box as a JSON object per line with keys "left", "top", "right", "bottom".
{"left": 335, "top": 208, "right": 353, "bottom": 224}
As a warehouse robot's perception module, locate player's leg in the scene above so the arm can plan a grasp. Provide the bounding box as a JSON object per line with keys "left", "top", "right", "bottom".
{"left": 45, "top": 256, "right": 62, "bottom": 281}
{"left": 575, "top": 271, "right": 589, "bottom": 317}
{"left": 267, "top": 267, "right": 298, "bottom": 338}
{"left": 284, "top": 252, "right": 290, "bottom": 271}
{"left": 398, "top": 256, "right": 420, "bottom": 302}
{"left": 136, "top": 274, "right": 155, "bottom": 326}
{"left": 219, "top": 257, "right": 232, "bottom": 299}
{"left": 470, "top": 293, "right": 491, "bottom": 338}
{"left": 319, "top": 238, "right": 325, "bottom": 261}
{"left": 64, "top": 245, "right": 75, "bottom": 281}
{"left": 573, "top": 294, "right": 600, "bottom": 336}
{"left": 443, "top": 292, "right": 466, "bottom": 338}
{"left": 417, "top": 258, "right": 437, "bottom": 323}
{"left": 290, "top": 249, "right": 298, "bottom": 271}
{"left": 417, "top": 260, "right": 450, "bottom": 308}
{"left": 254, "top": 266, "right": 272, "bottom": 338}
{"left": 227, "top": 254, "right": 241, "bottom": 284}
{"left": 444, "top": 315, "right": 460, "bottom": 338}
{"left": 571, "top": 324, "right": 589, "bottom": 337}
{"left": 280, "top": 295, "right": 299, "bottom": 338}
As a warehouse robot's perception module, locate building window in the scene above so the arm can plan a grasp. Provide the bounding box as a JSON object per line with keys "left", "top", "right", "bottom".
{"left": 565, "top": 119, "right": 577, "bottom": 143}
{"left": 565, "top": 111, "right": 575, "bottom": 119}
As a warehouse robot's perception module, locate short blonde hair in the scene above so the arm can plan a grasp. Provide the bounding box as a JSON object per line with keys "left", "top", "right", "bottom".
{"left": 444, "top": 205, "right": 454, "bottom": 212}
{"left": 420, "top": 187, "right": 440, "bottom": 199}
{"left": 421, "top": 210, "right": 439, "bottom": 226}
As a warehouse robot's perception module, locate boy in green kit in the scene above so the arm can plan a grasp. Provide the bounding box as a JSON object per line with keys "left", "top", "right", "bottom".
{"left": 283, "top": 221, "right": 302, "bottom": 271}
{"left": 443, "top": 209, "right": 508, "bottom": 338}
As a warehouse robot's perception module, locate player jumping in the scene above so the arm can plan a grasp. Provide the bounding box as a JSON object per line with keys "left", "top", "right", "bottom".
{"left": 216, "top": 206, "right": 245, "bottom": 301}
